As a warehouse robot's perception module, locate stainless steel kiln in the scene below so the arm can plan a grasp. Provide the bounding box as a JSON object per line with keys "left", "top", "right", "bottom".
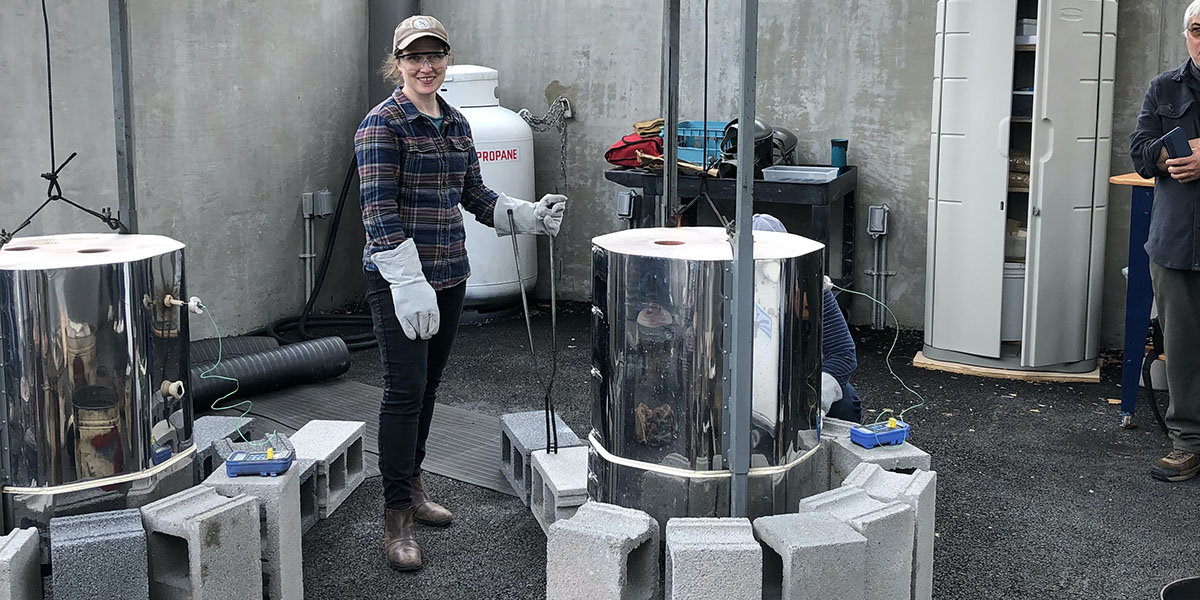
{"left": 0, "top": 234, "right": 195, "bottom": 534}
{"left": 589, "top": 227, "right": 824, "bottom": 522}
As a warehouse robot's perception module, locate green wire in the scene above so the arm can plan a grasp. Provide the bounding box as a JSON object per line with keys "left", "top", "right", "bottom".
{"left": 198, "top": 302, "right": 277, "bottom": 446}
{"left": 828, "top": 284, "right": 927, "bottom": 424}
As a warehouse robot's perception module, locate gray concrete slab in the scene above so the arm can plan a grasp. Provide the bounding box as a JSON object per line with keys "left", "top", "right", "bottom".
{"left": 205, "top": 466, "right": 304, "bottom": 600}
{"left": 49, "top": 509, "right": 148, "bottom": 600}
{"left": 0, "top": 528, "right": 42, "bottom": 600}
{"left": 843, "top": 463, "right": 938, "bottom": 600}
{"left": 140, "top": 486, "right": 262, "bottom": 600}
{"left": 665, "top": 518, "right": 761, "bottom": 600}
{"left": 754, "top": 512, "right": 867, "bottom": 600}
{"left": 546, "top": 502, "right": 659, "bottom": 600}
{"left": 289, "top": 420, "right": 367, "bottom": 519}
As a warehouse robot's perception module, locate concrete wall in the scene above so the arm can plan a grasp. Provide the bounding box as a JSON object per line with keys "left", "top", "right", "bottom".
{"left": 2, "top": 1, "right": 1191, "bottom": 347}
{"left": 436, "top": 0, "right": 1194, "bottom": 347}
{"left": 1, "top": 0, "right": 369, "bottom": 337}
{"left": 432, "top": 1, "right": 665, "bottom": 293}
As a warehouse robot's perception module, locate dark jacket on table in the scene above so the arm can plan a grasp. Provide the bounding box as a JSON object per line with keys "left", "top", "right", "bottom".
{"left": 1130, "top": 59, "right": 1200, "bottom": 271}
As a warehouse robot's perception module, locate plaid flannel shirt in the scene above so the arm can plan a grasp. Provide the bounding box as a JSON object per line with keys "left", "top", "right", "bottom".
{"left": 355, "top": 88, "right": 498, "bottom": 289}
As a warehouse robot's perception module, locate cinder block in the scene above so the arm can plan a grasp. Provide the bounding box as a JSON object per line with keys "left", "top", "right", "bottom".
{"left": 785, "top": 442, "right": 831, "bottom": 504}
{"left": 500, "top": 411, "right": 582, "bottom": 506}
{"left": 842, "top": 463, "right": 938, "bottom": 600}
{"left": 140, "top": 486, "right": 263, "bottom": 600}
{"left": 295, "top": 458, "right": 319, "bottom": 535}
{"left": 192, "top": 415, "right": 256, "bottom": 479}
{"left": 50, "top": 509, "right": 148, "bottom": 600}
{"left": 820, "top": 416, "right": 859, "bottom": 441}
{"left": 0, "top": 528, "right": 42, "bottom": 599}
{"left": 205, "top": 466, "right": 303, "bottom": 600}
{"left": 829, "top": 435, "right": 931, "bottom": 487}
{"left": 289, "top": 420, "right": 366, "bottom": 519}
{"left": 546, "top": 502, "right": 659, "bottom": 600}
{"left": 799, "top": 487, "right": 915, "bottom": 600}
{"left": 754, "top": 512, "right": 867, "bottom": 600}
{"left": 665, "top": 518, "right": 761, "bottom": 600}
{"left": 531, "top": 447, "right": 589, "bottom": 534}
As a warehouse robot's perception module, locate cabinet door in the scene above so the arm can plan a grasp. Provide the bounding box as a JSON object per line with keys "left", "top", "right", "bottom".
{"left": 1022, "top": 0, "right": 1105, "bottom": 366}
{"left": 927, "top": 0, "right": 1016, "bottom": 358}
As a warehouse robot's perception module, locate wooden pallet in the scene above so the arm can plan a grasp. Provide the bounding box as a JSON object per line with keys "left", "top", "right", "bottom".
{"left": 912, "top": 351, "right": 1101, "bottom": 383}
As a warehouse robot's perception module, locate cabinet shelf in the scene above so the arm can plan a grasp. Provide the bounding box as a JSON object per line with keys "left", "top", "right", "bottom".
{"left": 1008, "top": 186, "right": 1030, "bottom": 193}
{"left": 1011, "top": 117, "right": 1032, "bottom": 123}
{"left": 1015, "top": 44, "right": 1037, "bottom": 52}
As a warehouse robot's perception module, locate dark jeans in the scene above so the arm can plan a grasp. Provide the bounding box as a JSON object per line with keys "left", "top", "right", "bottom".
{"left": 366, "top": 269, "right": 467, "bottom": 509}
{"left": 827, "top": 381, "right": 862, "bottom": 423}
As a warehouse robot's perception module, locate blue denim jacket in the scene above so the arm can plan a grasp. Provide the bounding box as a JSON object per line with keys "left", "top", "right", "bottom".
{"left": 1130, "top": 60, "right": 1200, "bottom": 271}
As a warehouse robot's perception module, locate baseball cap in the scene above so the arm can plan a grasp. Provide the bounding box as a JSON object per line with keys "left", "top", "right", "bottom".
{"left": 393, "top": 15, "right": 450, "bottom": 53}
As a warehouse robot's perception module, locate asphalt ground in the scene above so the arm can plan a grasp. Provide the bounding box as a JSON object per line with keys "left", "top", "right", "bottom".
{"left": 298, "top": 301, "right": 1198, "bottom": 600}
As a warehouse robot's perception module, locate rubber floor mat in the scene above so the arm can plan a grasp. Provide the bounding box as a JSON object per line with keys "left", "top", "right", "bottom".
{"left": 240, "top": 378, "right": 514, "bottom": 496}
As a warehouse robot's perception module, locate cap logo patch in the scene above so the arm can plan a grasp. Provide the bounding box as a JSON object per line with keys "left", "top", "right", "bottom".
{"left": 413, "top": 18, "right": 430, "bottom": 29}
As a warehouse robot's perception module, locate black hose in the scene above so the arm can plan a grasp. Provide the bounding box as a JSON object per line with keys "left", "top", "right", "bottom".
{"left": 189, "top": 335, "right": 279, "bottom": 365}
{"left": 1142, "top": 322, "right": 1170, "bottom": 435}
{"left": 262, "top": 155, "right": 377, "bottom": 351}
{"left": 191, "top": 336, "right": 351, "bottom": 408}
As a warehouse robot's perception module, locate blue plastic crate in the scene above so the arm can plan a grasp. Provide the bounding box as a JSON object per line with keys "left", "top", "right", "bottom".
{"left": 676, "top": 120, "right": 727, "bottom": 166}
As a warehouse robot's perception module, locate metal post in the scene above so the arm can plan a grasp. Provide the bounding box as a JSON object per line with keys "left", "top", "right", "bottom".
{"left": 108, "top": 0, "right": 138, "bottom": 232}
{"left": 726, "top": 0, "right": 758, "bottom": 518}
{"left": 660, "top": 0, "right": 681, "bottom": 227}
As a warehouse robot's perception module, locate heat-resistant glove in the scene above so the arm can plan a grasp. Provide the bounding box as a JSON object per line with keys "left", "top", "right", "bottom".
{"left": 370, "top": 239, "right": 439, "bottom": 340}
{"left": 493, "top": 193, "right": 567, "bottom": 237}
{"left": 820, "top": 371, "right": 843, "bottom": 416}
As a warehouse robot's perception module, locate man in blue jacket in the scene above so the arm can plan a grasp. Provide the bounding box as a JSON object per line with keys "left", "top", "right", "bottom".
{"left": 1128, "top": 0, "right": 1200, "bottom": 482}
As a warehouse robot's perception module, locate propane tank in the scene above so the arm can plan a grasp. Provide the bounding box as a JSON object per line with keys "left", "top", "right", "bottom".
{"left": 440, "top": 65, "right": 536, "bottom": 308}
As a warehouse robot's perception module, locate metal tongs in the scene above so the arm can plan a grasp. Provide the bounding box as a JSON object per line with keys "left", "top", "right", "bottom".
{"left": 505, "top": 209, "right": 560, "bottom": 454}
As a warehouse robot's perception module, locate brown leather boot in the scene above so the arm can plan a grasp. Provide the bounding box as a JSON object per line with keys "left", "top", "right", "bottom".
{"left": 410, "top": 475, "right": 453, "bottom": 526}
{"left": 384, "top": 507, "right": 422, "bottom": 571}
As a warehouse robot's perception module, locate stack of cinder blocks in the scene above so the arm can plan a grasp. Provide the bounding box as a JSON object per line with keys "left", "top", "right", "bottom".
{"left": 211, "top": 435, "right": 321, "bottom": 535}
{"left": 544, "top": 417, "right": 937, "bottom": 600}
{"left": 500, "top": 411, "right": 583, "bottom": 506}
{"left": 290, "top": 420, "right": 367, "bottom": 519}
{"left": 205, "top": 463, "right": 304, "bottom": 600}
{"left": 37, "top": 417, "right": 367, "bottom": 599}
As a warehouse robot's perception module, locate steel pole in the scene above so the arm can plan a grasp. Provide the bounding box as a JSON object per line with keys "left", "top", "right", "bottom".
{"left": 727, "top": 0, "right": 759, "bottom": 518}
{"left": 660, "top": 0, "right": 680, "bottom": 226}
{"left": 108, "top": 0, "right": 137, "bottom": 232}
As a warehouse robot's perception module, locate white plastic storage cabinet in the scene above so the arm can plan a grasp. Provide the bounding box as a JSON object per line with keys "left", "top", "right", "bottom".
{"left": 924, "top": 0, "right": 1117, "bottom": 371}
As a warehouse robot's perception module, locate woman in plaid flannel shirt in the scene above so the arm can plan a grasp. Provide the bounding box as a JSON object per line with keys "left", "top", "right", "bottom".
{"left": 355, "top": 15, "right": 567, "bottom": 572}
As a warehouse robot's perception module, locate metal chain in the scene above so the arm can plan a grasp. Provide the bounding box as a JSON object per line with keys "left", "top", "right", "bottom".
{"left": 518, "top": 96, "right": 570, "bottom": 182}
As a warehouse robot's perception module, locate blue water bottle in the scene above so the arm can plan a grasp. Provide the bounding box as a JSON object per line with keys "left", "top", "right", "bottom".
{"left": 831, "top": 139, "right": 849, "bottom": 168}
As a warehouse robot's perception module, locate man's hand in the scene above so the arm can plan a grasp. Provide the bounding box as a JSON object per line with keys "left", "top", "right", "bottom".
{"left": 1166, "top": 150, "right": 1200, "bottom": 183}
{"left": 1162, "top": 137, "right": 1200, "bottom": 182}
